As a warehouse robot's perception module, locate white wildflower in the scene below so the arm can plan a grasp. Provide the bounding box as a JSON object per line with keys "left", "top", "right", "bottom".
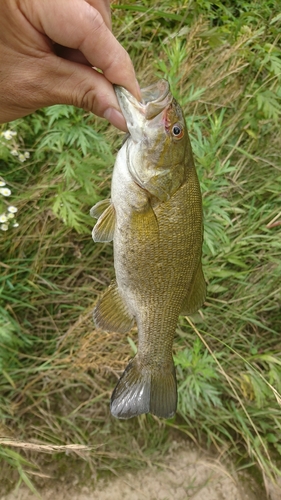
{"left": 13, "top": 222, "right": 19, "bottom": 228}
{"left": 0, "top": 214, "right": 8, "bottom": 223}
{"left": 0, "top": 187, "right": 11, "bottom": 196}
{"left": 7, "top": 212, "right": 15, "bottom": 219}
{"left": 0, "top": 223, "right": 8, "bottom": 231}
{"left": 24, "top": 151, "right": 30, "bottom": 159}
{"left": 0, "top": 181, "right": 6, "bottom": 187}
{"left": 1, "top": 130, "right": 17, "bottom": 140}
{"left": 18, "top": 153, "right": 26, "bottom": 162}
{"left": 11, "top": 149, "right": 18, "bottom": 156}
{"left": 8, "top": 206, "right": 18, "bottom": 213}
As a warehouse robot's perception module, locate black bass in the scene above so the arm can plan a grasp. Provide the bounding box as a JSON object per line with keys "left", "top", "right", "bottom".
{"left": 91, "top": 79, "right": 206, "bottom": 419}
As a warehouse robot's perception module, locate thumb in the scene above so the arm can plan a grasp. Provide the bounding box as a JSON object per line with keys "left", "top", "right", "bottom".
{"left": 4, "top": 54, "right": 128, "bottom": 130}
{"left": 44, "top": 55, "right": 128, "bottom": 130}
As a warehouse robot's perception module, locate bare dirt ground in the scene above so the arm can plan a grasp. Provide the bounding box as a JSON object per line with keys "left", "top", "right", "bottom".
{"left": 1, "top": 442, "right": 270, "bottom": 500}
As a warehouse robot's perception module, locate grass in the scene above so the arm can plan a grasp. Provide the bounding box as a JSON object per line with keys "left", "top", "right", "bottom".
{"left": 0, "top": 0, "right": 281, "bottom": 495}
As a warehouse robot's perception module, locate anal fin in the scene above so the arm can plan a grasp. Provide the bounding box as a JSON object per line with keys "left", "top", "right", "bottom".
{"left": 181, "top": 264, "right": 206, "bottom": 315}
{"left": 94, "top": 281, "right": 134, "bottom": 333}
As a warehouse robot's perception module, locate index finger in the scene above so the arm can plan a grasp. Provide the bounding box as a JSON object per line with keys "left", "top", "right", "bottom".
{"left": 25, "top": 0, "right": 141, "bottom": 101}
{"left": 87, "top": 0, "right": 111, "bottom": 30}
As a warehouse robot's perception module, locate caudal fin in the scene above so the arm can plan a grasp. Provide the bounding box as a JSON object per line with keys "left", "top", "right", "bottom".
{"left": 110, "top": 356, "right": 177, "bottom": 419}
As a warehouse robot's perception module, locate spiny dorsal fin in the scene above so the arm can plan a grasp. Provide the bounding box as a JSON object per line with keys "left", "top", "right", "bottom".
{"left": 94, "top": 281, "right": 134, "bottom": 333}
{"left": 180, "top": 264, "right": 206, "bottom": 315}
{"left": 91, "top": 201, "right": 116, "bottom": 242}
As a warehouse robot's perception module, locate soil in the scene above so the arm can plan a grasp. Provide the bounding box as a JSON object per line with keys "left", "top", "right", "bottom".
{"left": 1, "top": 442, "right": 270, "bottom": 500}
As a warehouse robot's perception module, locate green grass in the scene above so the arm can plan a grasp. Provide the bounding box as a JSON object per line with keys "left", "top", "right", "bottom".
{"left": 0, "top": 0, "right": 281, "bottom": 495}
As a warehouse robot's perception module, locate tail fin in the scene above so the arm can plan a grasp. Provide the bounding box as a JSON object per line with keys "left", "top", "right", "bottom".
{"left": 110, "top": 356, "right": 177, "bottom": 419}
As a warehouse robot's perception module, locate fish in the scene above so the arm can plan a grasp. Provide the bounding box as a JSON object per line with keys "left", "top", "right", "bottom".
{"left": 90, "top": 79, "right": 206, "bottom": 420}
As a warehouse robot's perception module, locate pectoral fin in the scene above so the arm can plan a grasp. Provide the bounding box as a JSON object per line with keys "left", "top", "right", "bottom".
{"left": 94, "top": 281, "right": 134, "bottom": 333}
{"left": 91, "top": 200, "right": 116, "bottom": 242}
{"left": 181, "top": 264, "right": 206, "bottom": 315}
{"left": 90, "top": 198, "right": 111, "bottom": 218}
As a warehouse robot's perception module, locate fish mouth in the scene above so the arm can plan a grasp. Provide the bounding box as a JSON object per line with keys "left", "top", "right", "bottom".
{"left": 114, "top": 80, "right": 173, "bottom": 139}
{"left": 140, "top": 80, "right": 171, "bottom": 118}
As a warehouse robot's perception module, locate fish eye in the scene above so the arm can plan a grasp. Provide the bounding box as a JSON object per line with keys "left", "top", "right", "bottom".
{"left": 172, "top": 124, "right": 184, "bottom": 139}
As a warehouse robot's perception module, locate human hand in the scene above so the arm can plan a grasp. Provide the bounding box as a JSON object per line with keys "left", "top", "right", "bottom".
{"left": 0, "top": 0, "right": 140, "bottom": 130}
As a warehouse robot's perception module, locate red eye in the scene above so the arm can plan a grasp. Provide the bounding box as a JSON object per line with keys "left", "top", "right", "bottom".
{"left": 172, "top": 124, "right": 184, "bottom": 139}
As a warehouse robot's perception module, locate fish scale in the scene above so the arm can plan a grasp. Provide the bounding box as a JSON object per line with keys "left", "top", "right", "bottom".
{"left": 91, "top": 80, "right": 206, "bottom": 419}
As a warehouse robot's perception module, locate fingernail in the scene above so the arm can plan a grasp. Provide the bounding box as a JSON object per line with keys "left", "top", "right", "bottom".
{"left": 104, "top": 108, "right": 128, "bottom": 132}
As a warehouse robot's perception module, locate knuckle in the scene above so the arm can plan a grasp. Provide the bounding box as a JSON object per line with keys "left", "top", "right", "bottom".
{"left": 77, "top": 7, "right": 106, "bottom": 52}
{"left": 74, "top": 85, "right": 101, "bottom": 115}
{"left": 103, "top": 46, "right": 132, "bottom": 78}
{"left": 80, "top": 88, "right": 97, "bottom": 112}
{"left": 88, "top": 8, "right": 105, "bottom": 35}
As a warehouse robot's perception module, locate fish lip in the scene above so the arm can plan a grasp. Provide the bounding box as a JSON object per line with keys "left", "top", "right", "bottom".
{"left": 141, "top": 79, "right": 170, "bottom": 105}
{"left": 114, "top": 79, "right": 173, "bottom": 121}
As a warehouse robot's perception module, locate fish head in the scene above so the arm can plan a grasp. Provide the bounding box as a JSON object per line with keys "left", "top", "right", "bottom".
{"left": 115, "top": 80, "right": 189, "bottom": 201}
